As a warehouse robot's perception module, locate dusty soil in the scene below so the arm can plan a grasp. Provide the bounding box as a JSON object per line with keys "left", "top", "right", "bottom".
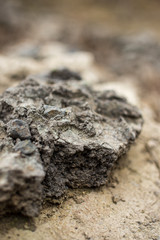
{"left": 0, "top": 1, "right": 160, "bottom": 239}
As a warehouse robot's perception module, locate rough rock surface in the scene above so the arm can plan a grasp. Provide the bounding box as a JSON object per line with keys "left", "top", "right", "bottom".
{"left": 0, "top": 121, "right": 45, "bottom": 216}
{"left": 0, "top": 73, "right": 143, "bottom": 216}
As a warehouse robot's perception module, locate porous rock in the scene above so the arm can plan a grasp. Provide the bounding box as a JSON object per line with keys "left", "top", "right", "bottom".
{"left": 0, "top": 73, "right": 143, "bottom": 216}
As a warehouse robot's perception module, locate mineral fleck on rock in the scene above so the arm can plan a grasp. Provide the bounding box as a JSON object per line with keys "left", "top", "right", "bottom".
{"left": 0, "top": 73, "right": 143, "bottom": 216}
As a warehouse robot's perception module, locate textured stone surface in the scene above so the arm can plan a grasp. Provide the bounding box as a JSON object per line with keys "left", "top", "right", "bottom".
{"left": 0, "top": 120, "right": 45, "bottom": 216}
{"left": 7, "top": 119, "right": 31, "bottom": 140}
{"left": 0, "top": 74, "right": 143, "bottom": 216}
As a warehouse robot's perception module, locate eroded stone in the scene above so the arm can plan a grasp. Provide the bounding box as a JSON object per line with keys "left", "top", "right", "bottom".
{"left": 0, "top": 143, "right": 45, "bottom": 217}
{"left": 0, "top": 75, "right": 143, "bottom": 216}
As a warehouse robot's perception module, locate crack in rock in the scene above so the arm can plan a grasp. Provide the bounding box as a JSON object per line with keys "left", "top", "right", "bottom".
{"left": 0, "top": 71, "right": 143, "bottom": 216}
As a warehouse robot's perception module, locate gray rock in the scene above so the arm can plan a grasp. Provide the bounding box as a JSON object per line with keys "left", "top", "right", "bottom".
{"left": 49, "top": 68, "right": 82, "bottom": 81}
{"left": 0, "top": 76, "right": 143, "bottom": 216}
{"left": 14, "top": 140, "right": 36, "bottom": 155}
{"left": 7, "top": 119, "right": 31, "bottom": 140}
{"left": 0, "top": 138, "right": 45, "bottom": 217}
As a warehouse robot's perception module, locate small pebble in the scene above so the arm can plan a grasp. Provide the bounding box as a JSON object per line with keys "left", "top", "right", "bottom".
{"left": 7, "top": 119, "right": 31, "bottom": 140}
{"left": 14, "top": 140, "right": 36, "bottom": 155}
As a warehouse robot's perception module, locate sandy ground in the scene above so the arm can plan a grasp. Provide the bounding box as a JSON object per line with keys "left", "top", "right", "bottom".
{"left": 0, "top": 42, "right": 160, "bottom": 240}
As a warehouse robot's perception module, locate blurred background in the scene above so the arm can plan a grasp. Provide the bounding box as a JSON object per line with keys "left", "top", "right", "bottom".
{"left": 0, "top": 0, "right": 160, "bottom": 121}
